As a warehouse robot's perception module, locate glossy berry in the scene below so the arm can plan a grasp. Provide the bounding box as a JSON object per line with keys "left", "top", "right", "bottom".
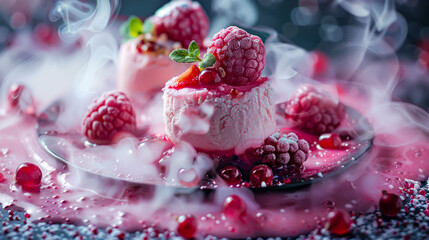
{"left": 219, "top": 165, "right": 242, "bottom": 187}
{"left": 177, "top": 214, "right": 197, "bottom": 239}
{"left": 208, "top": 26, "right": 266, "bottom": 86}
{"left": 170, "top": 65, "right": 200, "bottom": 89}
{"left": 15, "top": 163, "right": 42, "bottom": 191}
{"left": 249, "top": 164, "right": 273, "bottom": 187}
{"left": 82, "top": 91, "right": 136, "bottom": 145}
{"left": 379, "top": 191, "right": 402, "bottom": 217}
{"left": 0, "top": 173, "right": 4, "bottom": 183}
{"left": 151, "top": 0, "right": 209, "bottom": 47}
{"left": 284, "top": 85, "right": 345, "bottom": 135}
{"left": 256, "top": 132, "right": 310, "bottom": 168}
{"left": 326, "top": 210, "right": 351, "bottom": 236}
{"left": 198, "top": 69, "right": 221, "bottom": 87}
{"left": 319, "top": 133, "right": 342, "bottom": 149}
{"left": 222, "top": 195, "right": 247, "bottom": 219}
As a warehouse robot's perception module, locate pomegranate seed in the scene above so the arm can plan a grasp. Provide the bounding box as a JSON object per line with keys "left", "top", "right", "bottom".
{"left": 136, "top": 40, "right": 144, "bottom": 54}
{"left": 222, "top": 195, "right": 247, "bottom": 219}
{"left": 0, "top": 173, "right": 4, "bottom": 183}
{"left": 219, "top": 165, "right": 242, "bottom": 187}
{"left": 326, "top": 209, "right": 351, "bottom": 235}
{"left": 379, "top": 191, "right": 402, "bottom": 217}
{"left": 198, "top": 69, "right": 220, "bottom": 87}
{"left": 14, "top": 163, "right": 42, "bottom": 191}
{"left": 319, "top": 133, "right": 342, "bottom": 149}
{"left": 177, "top": 214, "right": 197, "bottom": 239}
{"left": 249, "top": 164, "right": 273, "bottom": 187}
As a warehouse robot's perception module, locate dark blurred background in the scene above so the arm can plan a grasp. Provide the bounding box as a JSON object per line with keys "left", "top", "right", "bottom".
{"left": 1, "top": 0, "right": 429, "bottom": 110}
{"left": 1, "top": 0, "right": 429, "bottom": 54}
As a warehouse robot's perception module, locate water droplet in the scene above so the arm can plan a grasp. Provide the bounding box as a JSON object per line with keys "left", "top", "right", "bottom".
{"left": 178, "top": 168, "right": 199, "bottom": 187}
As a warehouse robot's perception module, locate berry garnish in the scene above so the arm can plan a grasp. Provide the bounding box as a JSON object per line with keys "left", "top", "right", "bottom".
{"left": 170, "top": 65, "right": 201, "bottom": 89}
{"left": 151, "top": 0, "right": 209, "bottom": 47}
{"left": 199, "top": 68, "right": 221, "bottom": 86}
{"left": 15, "top": 163, "right": 42, "bottom": 191}
{"left": 379, "top": 190, "right": 402, "bottom": 217}
{"left": 208, "top": 26, "right": 266, "bottom": 86}
{"left": 222, "top": 195, "right": 247, "bottom": 219}
{"left": 319, "top": 133, "right": 342, "bottom": 149}
{"left": 177, "top": 214, "right": 197, "bottom": 239}
{"left": 249, "top": 164, "right": 273, "bottom": 187}
{"left": 326, "top": 210, "right": 351, "bottom": 236}
{"left": 256, "top": 132, "right": 310, "bottom": 168}
{"left": 284, "top": 85, "right": 345, "bottom": 135}
{"left": 82, "top": 91, "right": 136, "bottom": 145}
{"left": 219, "top": 165, "right": 242, "bottom": 187}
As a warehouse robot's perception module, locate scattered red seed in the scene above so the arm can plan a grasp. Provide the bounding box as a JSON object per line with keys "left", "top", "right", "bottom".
{"left": 319, "top": 133, "right": 342, "bottom": 149}
{"left": 222, "top": 195, "right": 247, "bottom": 220}
{"left": 379, "top": 191, "right": 402, "bottom": 217}
{"left": 326, "top": 209, "right": 351, "bottom": 236}
{"left": 177, "top": 214, "right": 197, "bottom": 239}
{"left": 249, "top": 164, "right": 273, "bottom": 187}
{"left": 219, "top": 165, "right": 242, "bottom": 187}
{"left": 14, "top": 163, "right": 42, "bottom": 191}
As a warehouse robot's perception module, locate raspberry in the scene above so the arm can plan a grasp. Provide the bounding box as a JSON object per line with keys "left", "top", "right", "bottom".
{"left": 284, "top": 85, "right": 345, "bottom": 135}
{"left": 208, "top": 26, "right": 265, "bottom": 86}
{"left": 152, "top": 0, "right": 209, "bottom": 47}
{"left": 82, "top": 91, "right": 136, "bottom": 145}
{"left": 255, "top": 132, "right": 310, "bottom": 169}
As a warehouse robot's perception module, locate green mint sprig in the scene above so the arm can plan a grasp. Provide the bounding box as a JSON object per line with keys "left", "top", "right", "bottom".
{"left": 169, "top": 40, "right": 216, "bottom": 70}
{"left": 120, "top": 16, "right": 154, "bottom": 41}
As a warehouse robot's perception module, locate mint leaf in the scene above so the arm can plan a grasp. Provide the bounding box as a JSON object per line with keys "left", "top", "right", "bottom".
{"left": 198, "top": 53, "right": 216, "bottom": 69}
{"left": 129, "top": 17, "right": 143, "bottom": 37}
{"left": 142, "top": 19, "right": 154, "bottom": 34}
{"left": 188, "top": 40, "right": 200, "bottom": 58}
{"left": 170, "top": 49, "right": 198, "bottom": 63}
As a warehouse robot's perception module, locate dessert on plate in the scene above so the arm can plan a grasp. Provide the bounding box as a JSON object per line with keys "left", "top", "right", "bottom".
{"left": 117, "top": 0, "right": 209, "bottom": 95}
{"left": 163, "top": 26, "right": 276, "bottom": 155}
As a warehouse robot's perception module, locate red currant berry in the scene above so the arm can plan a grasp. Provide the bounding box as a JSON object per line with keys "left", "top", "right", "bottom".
{"left": 177, "top": 214, "right": 197, "bottom": 239}
{"left": 319, "top": 133, "right": 342, "bottom": 149}
{"left": 198, "top": 69, "right": 220, "bottom": 87}
{"left": 326, "top": 209, "right": 351, "bottom": 235}
{"left": 219, "top": 165, "right": 241, "bottom": 187}
{"left": 15, "top": 163, "right": 42, "bottom": 191}
{"left": 249, "top": 164, "right": 273, "bottom": 187}
{"left": 222, "top": 195, "right": 247, "bottom": 219}
{"left": 379, "top": 191, "right": 402, "bottom": 217}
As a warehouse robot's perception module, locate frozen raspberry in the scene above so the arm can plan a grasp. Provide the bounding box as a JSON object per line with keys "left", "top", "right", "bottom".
{"left": 151, "top": 0, "right": 209, "bottom": 47}
{"left": 255, "top": 132, "right": 310, "bottom": 169}
{"left": 208, "top": 26, "right": 266, "bottom": 86}
{"left": 284, "top": 85, "right": 345, "bottom": 135}
{"left": 82, "top": 91, "right": 136, "bottom": 145}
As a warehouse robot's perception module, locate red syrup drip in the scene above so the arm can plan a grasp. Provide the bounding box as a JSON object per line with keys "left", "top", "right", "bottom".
{"left": 0, "top": 84, "right": 428, "bottom": 238}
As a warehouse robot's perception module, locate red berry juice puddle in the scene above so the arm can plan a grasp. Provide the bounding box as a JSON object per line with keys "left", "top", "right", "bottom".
{"left": 0, "top": 84, "right": 428, "bottom": 238}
